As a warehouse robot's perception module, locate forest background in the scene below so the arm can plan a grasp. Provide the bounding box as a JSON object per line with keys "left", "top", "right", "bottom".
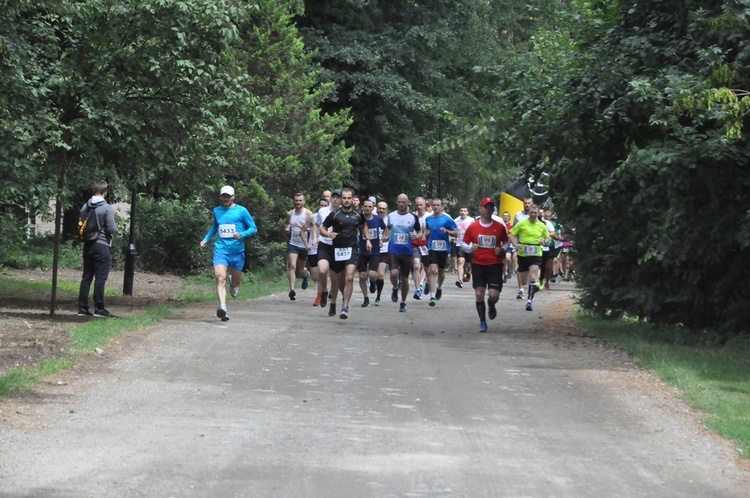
{"left": 1, "top": 0, "right": 749, "bottom": 337}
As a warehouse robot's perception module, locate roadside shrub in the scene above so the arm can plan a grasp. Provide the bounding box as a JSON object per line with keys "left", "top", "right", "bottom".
{"left": 134, "top": 196, "right": 213, "bottom": 273}
{"left": 1, "top": 234, "right": 81, "bottom": 270}
{"left": 0, "top": 212, "right": 27, "bottom": 267}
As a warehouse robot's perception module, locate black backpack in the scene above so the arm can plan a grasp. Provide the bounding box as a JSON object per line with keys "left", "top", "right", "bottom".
{"left": 78, "top": 204, "right": 101, "bottom": 242}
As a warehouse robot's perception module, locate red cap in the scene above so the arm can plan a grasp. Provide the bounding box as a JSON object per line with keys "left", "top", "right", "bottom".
{"left": 480, "top": 197, "right": 495, "bottom": 207}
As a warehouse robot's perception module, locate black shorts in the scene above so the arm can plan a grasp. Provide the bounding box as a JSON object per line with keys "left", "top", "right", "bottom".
{"left": 389, "top": 253, "right": 413, "bottom": 279}
{"left": 471, "top": 264, "right": 504, "bottom": 291}
{"left": 357, "top": 253, "right": 380, "bottom": 273}
{"left": 518, "top": 256, "right": 542, "bottom": 273}
{"left": 317, "top": 243, "right": 334, "bottom": 263}
{"left": 287, "top": 244, "right": 308, "bottom": 259}
{"left": 330, "top": 246, "right": 359, "bottom": 273}
{"left": 458, "top": 247, "right": 473, "bottom": 263}
{"left": 428, "top": 250, "right": 450, "bottom": 269}
{"left": 307, "top": 254, "right": 319, "bottom": 268}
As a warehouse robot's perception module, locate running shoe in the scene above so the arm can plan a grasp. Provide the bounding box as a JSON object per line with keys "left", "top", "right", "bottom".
{"left": 369, "top": 279, "right": 376, "bottom": 294}
{"left": 478, "top": 322, "right": 488, "bottom": 333}
{"left": 93, "top": 308, "right": 115, "bottom": 318}
{"left": 374, "top": 299, "right": 381, "bottom": 306}
{"left": 413, "top": 289, "right": 422, "bottom": 300}
{"left": 320, "top": 291, "right": 328, "bottom": 307}
{"left": 313, "top": 292, "right": 322, "bottom": 307}
{"left": 550, "top": 277, "right": 557, "bottom": 284}
{"left": 424, "top": 283, "right": 430, "bottom": 295}
{"left": 435, "top": 288, "right": 442, "bottom": 301}
{"left": 429, "top": 298, "right": 436, "bottom": 307}
{"left": 455, "top": 280, "right": 463, "bottom": 288}
{"left": 525, "top": 300, "right": 533, "bottom": 312}
{"left": 230, "top": 285, "right": 239, "bottom": 298}
{"left": 77, "top": 307, "right": 93, "bottom": 317}
{"left": 328, "top": 303, "right": 336, "bottom": 317}
{"left": 217, "top": 307, "right": 229, "bottom": 321}
{"left": 516, "top": 289, "right": 524, "bottom": 300}
{"left": 391, "top": 288, "right": 399, "bottom": 303}
{"left": 289, "top": 289, "right": 296, "bottom": 301}
{"left": 361, "top": 298, "right": 370, "bottom": 308}
{"left": 488, "top": 302, "right": 497, "bottom": 320}
{"left": 301, "top": 271, "right": 310, "bottom": 290}
{"left": 399, "top": 302, "right": 407, "bottom": 312}
{"left": 339, "top": 307, "right": 349, "bottom": 319}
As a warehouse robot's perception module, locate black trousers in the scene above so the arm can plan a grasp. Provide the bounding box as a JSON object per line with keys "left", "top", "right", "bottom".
{"left": 77, "top": 242, "right": 112, "bottom": 311}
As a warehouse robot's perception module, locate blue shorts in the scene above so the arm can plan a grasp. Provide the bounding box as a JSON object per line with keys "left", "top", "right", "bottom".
{"left": 213, "top": 252, "right": 245, "bottom": 271}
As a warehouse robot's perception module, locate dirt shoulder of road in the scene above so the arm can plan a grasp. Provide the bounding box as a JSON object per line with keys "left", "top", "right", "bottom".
{"left": 1, "top": 269, "right": 748, "bottom": 474}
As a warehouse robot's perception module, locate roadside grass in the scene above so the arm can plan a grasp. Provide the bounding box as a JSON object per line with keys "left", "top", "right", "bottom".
{"left": 0, "top": 267, "right": 287, "bottom": 401}
{"left": 0, "top": 276, "right": 118, "bottom": 299}
{"left": 580, "top": 314, "right": 750, "bottom": 459}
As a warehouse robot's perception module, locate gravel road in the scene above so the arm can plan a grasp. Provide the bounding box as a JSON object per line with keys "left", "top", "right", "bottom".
{"left": 1, "top": 279, "right": 748, "bottom": 497}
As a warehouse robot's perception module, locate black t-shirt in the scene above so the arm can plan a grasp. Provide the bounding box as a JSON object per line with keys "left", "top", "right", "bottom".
{"left": 323, "top": 208, "right": 366, "bottom": 248}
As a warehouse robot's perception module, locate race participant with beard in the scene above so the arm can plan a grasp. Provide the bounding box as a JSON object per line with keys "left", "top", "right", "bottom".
{"left": 320, "top": 188, "right": 371, "bottom": 319}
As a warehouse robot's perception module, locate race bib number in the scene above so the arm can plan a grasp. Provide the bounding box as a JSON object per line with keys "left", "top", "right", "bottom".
{"left": 542, "top": 245, "right": 550, "bottom": 252}
{"left": 523, "top": 244, "right": 539, "bottom": 256}
{"left": 219, "top": 224, "right": 237, "bottom": 239}
{"left": 431, "top": 240, "right": 447, "bottom": 251}
{"left": 335, "top": 247, "right": 353, "bottom": 261}
{"left": 290, "top": 226, "right": 302, "bottom": 242}
{"left": 477, "top": 235, "right": 496, "bottom": 249}
{"left": 368, "top": 228, "right": 378, "bottom": 240}
{"left": 419, "top": 246, "right": 429, "bottom": 256}
{"left": 394, "top": 233, "right": 409, "bottom": 245}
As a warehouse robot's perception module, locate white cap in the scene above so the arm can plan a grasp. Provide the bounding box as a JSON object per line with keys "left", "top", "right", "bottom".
{"left": 220, "top": 185, "right": 235, "bottom": 196}
{"left": 368, "top": 196, "right": 376, "bottom": 203}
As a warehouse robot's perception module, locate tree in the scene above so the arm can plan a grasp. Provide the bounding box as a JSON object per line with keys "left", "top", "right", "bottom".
{"left": 475, "top": 0, "right": 750, "bottom": 334}
{"left": 296, "top": 0, "right": 525, "bottom": 206}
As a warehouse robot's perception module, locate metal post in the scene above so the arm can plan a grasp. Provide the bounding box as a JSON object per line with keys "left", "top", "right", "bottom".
{"left": 123, "top": 187, "right": 137, "bottom": 295}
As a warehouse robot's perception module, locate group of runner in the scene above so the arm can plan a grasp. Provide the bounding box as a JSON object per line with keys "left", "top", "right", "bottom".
{"left": 200, "top": 186, "right": 572, "bottom": 332}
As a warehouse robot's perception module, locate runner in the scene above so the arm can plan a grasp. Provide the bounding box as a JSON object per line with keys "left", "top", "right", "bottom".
{"left": 356, "top": 198, "right": 386, "bottom": 308}
{"left": 424, "top": 198, "right": 458, "bottom": 307}
{"left": 513, "top": 196, "right": 533, "bottom": 299}
{"left": 411, "top": 196, "right": 429, "bottom": 300}
{"left": 308, "top": 197, "right": 328, "bottom": 306}
{"left": 314, "top": 189, "right": 341, "bottom": 310}
{"left": 200, "top": 185, "right": 258, "bottom": 321}
{"left": 453, "top": 206, "right": 474, "bottom": 288}
{"left": 508, "top": 204, "right": 550, "bottom": 312}
{"left": 284, "top": 192, "right": 313, "bottom": 301}
{"left": 462, "top": 197, "right": 508, "bottom": 332}
{"left": 383, "top": 194, "right": 422, "bottom": 312}
{"left": 320, "top": 188, "right": 371, "bottom": 319}
{"left": 375, "top": 201, "right": 390, "bottom": 305}
{"left": 501, "top": 211, "right": 516, "bottom": 283}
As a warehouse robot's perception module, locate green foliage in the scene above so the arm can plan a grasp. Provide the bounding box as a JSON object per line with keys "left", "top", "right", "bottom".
{"left": 297, "top": 0, "right": 532, "bottom": 204}
{"left": 0, "top": 212, "right": 27, "bottom": 266}
{"left": 1, "top": 236, "right": 81, "bottom": 270}
{"left": 473, "top": 0, "right": 750, "bottom": 335}
{"left": 133, "top": 196, "right": 213, "bottom": 274}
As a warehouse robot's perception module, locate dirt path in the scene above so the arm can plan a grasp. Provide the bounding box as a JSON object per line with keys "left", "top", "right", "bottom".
{"left": 1, "top": 274, "right": 748, "bottom": 496}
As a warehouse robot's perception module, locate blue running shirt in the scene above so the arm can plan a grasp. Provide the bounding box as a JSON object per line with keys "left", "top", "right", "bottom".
{"left": 202, "top": 205, "right": 258, "bottom": 255}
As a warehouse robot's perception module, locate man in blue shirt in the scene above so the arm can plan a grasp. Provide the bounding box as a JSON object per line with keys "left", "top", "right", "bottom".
{"left": 200, "top": 185, "right": 258, "bottom": 321}
{"left": 424, "top": 198, "right": 458, "bottom": 306}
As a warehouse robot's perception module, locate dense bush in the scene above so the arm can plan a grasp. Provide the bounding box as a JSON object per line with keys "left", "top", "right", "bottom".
{"left": 1, "top": 235, "right": 81, "bottom": 270}
{"left": 133, "top": 196, "right": 213, "bottom": 274}
{"left": 0, "top": 212, "right": 26, "bottom": 267}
